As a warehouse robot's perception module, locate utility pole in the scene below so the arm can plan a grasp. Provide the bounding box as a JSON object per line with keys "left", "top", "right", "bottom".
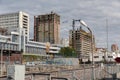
{"left": 104, "top": 18, "right": 108, "bottom": 79}
{"left": 0, "top": 39, "right": 9, "bottom": 76}
{"left": 0, "top": 43, "right": 3, "bottom": 76}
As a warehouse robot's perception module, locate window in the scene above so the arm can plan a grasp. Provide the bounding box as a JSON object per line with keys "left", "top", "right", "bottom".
{"left": 108, "top": 56, "right": 113, "bottom": 58}
{"left": 94, "top": 56, "right": 99, "bottom": 58}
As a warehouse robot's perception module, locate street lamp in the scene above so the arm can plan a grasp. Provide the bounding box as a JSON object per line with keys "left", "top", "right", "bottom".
{"left": 72, "top": 19, "right": 94, "bottom": 80}
{"left": 79, "top": 20, "right": 88, "bottom": 27}
{"left": 79, "top": 20, "right": 94, "bottom": 80}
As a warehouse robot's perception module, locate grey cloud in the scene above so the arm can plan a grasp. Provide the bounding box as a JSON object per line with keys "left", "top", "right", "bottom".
{"left": 1, "top": 0, "right": 120, "bottom": 49}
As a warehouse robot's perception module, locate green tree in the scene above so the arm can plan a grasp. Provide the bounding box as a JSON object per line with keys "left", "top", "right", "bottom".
{"left": 59, "top": 47, "right": 77, "bottom": 57}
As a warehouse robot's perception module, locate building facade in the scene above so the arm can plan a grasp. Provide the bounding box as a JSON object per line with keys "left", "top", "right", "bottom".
{"left": 0, "top": 11, "right": 29, "bottom": 51}
{"left": 0, "top": 11, "right": 29, "bottom": 36}
{"left": 69, "top": 27, "right": 95, "bottom": 58}
{"left": 111, "top": 44, "right": 119, "bottom": 52}
{"left": 0, "top": 11, "right": 60, "bottom": 64}
{"left": 34, "top": 12, "right": 60, "bottom": 44}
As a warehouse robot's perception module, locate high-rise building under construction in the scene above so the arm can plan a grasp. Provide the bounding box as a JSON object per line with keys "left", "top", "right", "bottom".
{"left": 69, "top": 27, "right": 95, "bottom": 57}
{"left": 34, "top": 12, "right": 60, "bottom": 44}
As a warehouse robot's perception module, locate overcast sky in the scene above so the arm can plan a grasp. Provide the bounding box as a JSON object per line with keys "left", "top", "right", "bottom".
{"left": 0, "top": 0, "right": 120, "bottom": 50}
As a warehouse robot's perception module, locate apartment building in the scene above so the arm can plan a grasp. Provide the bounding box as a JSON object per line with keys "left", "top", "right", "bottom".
{"left": 69, "top": 27, "right": 95, "bottom": 57}
{"left": 34, "top": 12, "right": 60, "bottom": 44}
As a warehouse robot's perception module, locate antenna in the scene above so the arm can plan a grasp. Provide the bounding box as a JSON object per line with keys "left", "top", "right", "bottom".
{"left": 106, "top": 19, "right": 108, "bottom": 53}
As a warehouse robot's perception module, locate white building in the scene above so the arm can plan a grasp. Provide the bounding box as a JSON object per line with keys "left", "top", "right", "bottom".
{"left": 0, "top": 11, "right": 29, "bottom": 36}
{"left": 60, "top": 38, "right": 69, "bottom": 47}
{"left": 87, "top": 52, "right": 116, "bottom": 63}
{"left": 0, "top": 11, "right": 29, "bottom": 51}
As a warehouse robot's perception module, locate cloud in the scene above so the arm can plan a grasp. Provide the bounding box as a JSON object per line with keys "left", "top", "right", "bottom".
{"left": 1, "top": 0, "right": 120, "bottom": 49}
